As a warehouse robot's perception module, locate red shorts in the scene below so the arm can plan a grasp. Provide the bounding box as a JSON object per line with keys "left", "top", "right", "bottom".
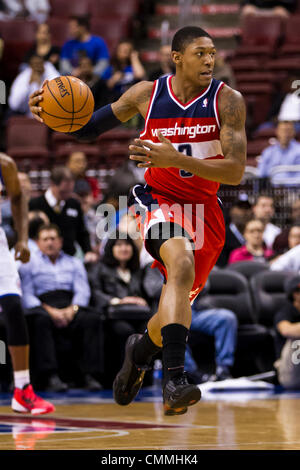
{"left": 129, "top": 184, "right": 225, "bottom": 304}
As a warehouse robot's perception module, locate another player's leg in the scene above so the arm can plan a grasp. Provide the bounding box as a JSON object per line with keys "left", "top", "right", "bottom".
{"left": 0, "top": 294, "right": 55, "bottom": 415}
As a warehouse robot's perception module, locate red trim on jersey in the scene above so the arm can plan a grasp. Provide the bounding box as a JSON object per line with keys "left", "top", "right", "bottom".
{"left": 168, "top": 75, "right": 210, "bottom": 108}
{"left": 140, "top": 80, "right": 158, "bottom": 136}
{"left": 215, "top": 82, "right": 225, "bottom": 127}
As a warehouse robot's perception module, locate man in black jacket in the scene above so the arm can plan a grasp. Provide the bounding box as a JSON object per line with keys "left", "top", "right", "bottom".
{"left": 29, "top": 166, "right": 97, "bottom": 262}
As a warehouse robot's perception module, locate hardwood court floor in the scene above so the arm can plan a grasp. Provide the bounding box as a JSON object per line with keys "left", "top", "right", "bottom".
{"left": 1, "top": 390, "right": 300, "bottom": 450}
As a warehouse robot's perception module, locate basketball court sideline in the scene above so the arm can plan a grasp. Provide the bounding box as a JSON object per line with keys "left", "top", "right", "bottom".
{"left": 0, "top": 387, "right": 300, "bottom": 450}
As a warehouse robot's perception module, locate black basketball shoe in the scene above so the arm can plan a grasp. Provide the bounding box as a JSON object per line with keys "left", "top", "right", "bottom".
{"left": 163, "top": 372, "right": 202, "bottom": 416}
{"left": 113, "top": 334, "right": 150, "bottom": 406}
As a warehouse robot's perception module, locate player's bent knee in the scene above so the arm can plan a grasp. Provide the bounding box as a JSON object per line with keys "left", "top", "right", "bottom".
{"left": 167, "top": 255, "right": 195, "bottom": 287}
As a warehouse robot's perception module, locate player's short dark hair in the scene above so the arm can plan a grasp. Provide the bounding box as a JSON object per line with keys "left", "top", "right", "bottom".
{"left": 37, "top": 223, "right": 62, "bottom": 239}
{"left": 172, "top": 26, "right": 212, "bottom": 53}
{"left": 70, "top": 15, "right": 90, "bottom": 30}
{"left": 50, "top": 166, "right": 74, "bottom": 186}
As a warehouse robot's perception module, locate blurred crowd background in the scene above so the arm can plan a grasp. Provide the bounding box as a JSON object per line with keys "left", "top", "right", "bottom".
{"left": 0, "top": 0, "right": 300, "bottom": 393}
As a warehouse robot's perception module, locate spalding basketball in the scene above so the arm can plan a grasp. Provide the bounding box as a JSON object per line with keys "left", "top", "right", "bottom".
{"left": 39, "top": 76, "right": 94, "bottom": 133}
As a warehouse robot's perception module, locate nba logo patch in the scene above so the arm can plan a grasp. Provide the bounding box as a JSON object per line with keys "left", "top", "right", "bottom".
{"left": 202, "top": 98, "right": 208, "bottom": 108}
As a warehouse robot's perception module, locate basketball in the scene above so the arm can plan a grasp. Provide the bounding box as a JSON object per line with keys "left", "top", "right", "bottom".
{"left": 39, "top": 76, "right": 94, "bottom": 133}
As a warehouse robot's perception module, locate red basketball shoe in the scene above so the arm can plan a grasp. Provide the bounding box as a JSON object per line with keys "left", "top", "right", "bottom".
{"left": 12, "top": 384, "right": 55, "bottom": 415}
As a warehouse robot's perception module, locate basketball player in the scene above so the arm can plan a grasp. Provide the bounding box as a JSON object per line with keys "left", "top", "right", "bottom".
{"left": 0, "top": 153, "right": 54, "bottom": 415}
{"left": 29, "top": 26, "right": 246, "bottom": 415}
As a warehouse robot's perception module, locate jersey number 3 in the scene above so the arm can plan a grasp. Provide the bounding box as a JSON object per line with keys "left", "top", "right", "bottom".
{"left": 178, "top": 144, "right": 193, "bottom": 178}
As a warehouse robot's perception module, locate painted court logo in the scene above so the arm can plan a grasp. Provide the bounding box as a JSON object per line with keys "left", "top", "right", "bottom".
{"left": 151, "top": 122, "right": 216, "bottom": 139}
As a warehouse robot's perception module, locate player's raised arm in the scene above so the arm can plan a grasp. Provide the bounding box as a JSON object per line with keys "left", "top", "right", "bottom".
{"left": 29, "top": 80, "right": 154, "bottom": 141}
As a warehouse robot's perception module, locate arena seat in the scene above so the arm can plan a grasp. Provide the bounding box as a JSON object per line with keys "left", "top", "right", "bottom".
{"left": 0, "top": 20, "right": 37, "bottom": 80}
{"left": 190, "top": 270, "right": 276, "bottom": 375}
{"left": 278, "top": 16, "right": 300, "bottom": 56}
{"left": 47, "top": 17, "right": 70, "bottom": 46}
{"left": 90, "top": 17, "right": 130, "bottom": 48}
{"left": 90, "top": 0, "right": 139, "bottom": 18}
{"left": 6, "top": 120, "right": 50, "bottom": 163}
{"left": 246, "top": 139, "right": 271, "bottom": 159}
{"left": 250, "top": 270, "right": 295, "bottom": 327}
{"left": 234, "top": 15, "right": 284, "bottom": 57}
{"left": 49, "top": 0, "right": 90, "bottom": 17}
{"left": 229, "top": 57, "right": 262, "bottom": 73}
{"left": 227, "top": 261, "right": 269, "bottom": 281}
{"left": 97, "top": 128, "right": 138, "bottom": 144}
{"left": 266, "top": 57, "right": 300, "bottom": 72}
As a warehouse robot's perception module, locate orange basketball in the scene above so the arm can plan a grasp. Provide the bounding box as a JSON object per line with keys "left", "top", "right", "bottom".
{"left": 40, "top": 75, "right": 94, "bottom": 133}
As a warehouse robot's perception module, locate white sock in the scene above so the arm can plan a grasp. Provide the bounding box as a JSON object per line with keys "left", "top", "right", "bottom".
{"left": 14, "top": 370, "right": 30, "bottom": 389}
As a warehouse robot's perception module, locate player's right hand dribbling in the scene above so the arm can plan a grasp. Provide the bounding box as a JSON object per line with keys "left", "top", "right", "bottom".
{"left": 28, "top": 80, "right": 48, "bottom": 123}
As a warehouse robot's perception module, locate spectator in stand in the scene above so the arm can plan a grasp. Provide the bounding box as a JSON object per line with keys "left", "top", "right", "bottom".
{"left": 257, "top": 121, "right": 300, "bottom": 185}
{"left": 89, "top": 231, "right": 152, "bottom": 374}
{"left": 0, "top": 34, "right": 3, "bottom": 61}
{"left": 66, "top": 150, "right": 101, "bottom": 202}
{"left": 149, "top": 44, "right": 175, "bottom": 82}
{"left": 274, "top": 276, "right": 300, "bottom": 389}
{"left": 253, "top": 195, "right": 281, "bottom": 248}
{"left": 0, "top": 0, "right": 50, "bottom": 22}
{"left": 76, "top": 56, "right": 110, "bottom": 110}
{"left": 29, "top": 166, "right": 97, "bottom": 262}
{"left": 106, "top": 39, "right": 146, "bottom": 100}
{"left": 270, "top": 244, "right": 300, "bottom": 273}
{"left": 216, "top": 198, "right": 253, "bottom": 267}
{"left": 19, "top": 224, "right": 104, "bottom": 391}
{"left": 24, "top": 23, "right": 60, "bottom": 71}
{"left": 272, "top": 223, "right": 300, "bottom": 258}
{"left": 27, "top": 210, "right": 49, "bottom": 254}
{"left": 8, "top": 54, "right": 58, "bottom": 117}
{"left": 185, "top": 281, "right": 237, "bottom": 384}
{"left": 213, "top": 53, "right": 236, "bottom": 89}
{"left": 229, "top": 218, "right": 274, "bottom": 264}
{"left": 60, "top": 15, "right": 110, "bottom": 79}
{"left": 241, "top": 0, "right": 297, "bottom": 18}
{"left": 273, "top": 199, "right": 300, "bottom": 253}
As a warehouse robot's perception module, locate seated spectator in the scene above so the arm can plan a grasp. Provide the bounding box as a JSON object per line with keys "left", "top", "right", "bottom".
{"left": 213, "top": 53, "right": 236, "bottom": 89}
{"left": 273, "top": 199, "right": 300, "bottom": 253}
{"left": 257, "top": 121, "right": 300, "bottom": 185}
{"left": 229, "top": 219, "right": 274, "bottom": 264}
{"left": 60, "top": 15, "right": 110, "bottom": 79}
{"left": 19, "top": 224, "right": 104, "bottom": 391}
{"left": 270, "top": 244, "right": 300, "bottom": 273}
{"left": 216, "top": 198, "right": 253, "bottom": 267}
{"left": 0, "top": 0, "right": 50, "bottom": 23}
{"left": 272, "top": 223, "right": 300, "bottom": 258}
{"left": 90, "top": 231, "right": 153, "bottom": 374}
{"left": 241, "top": 0, "right": 297, "bottom": 18}
{"left": 253, "top": 195, "right": 281, "bottom": 248}
{"left": 76, "top": 56, "right": 110, "bottom": 110}
{"left": 29, "top": 166, "right": 97, "bottom": 262}
{"left": 24, "top": 23, "right": 60, "bottom": 71}
{"left": 8, "top": 54, "right": 58, "bottom": 117}
{"left": 28, "top": 210, "right": 49, "bottom": 253}
{"left": 66, "top": 150, "right": 101, "bottom": 202}
{"left": 106, "top": 39, "right": 146, "bottom": 100}
{"left": 148, "top": 44, "right": 175, "bottom": 82}
{"left": 274, "top": 276, "right": 300, "bottom": 389}
{"left": 185, "top": 282, "right": 238, "bottom": 384}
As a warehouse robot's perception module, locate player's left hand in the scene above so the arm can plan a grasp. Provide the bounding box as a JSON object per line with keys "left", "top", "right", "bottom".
{"left": 14, "top": 241, "right": 30, "bottom": 263}
{"left": 129, "top": 131, "right": 178, "bottom": 168}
